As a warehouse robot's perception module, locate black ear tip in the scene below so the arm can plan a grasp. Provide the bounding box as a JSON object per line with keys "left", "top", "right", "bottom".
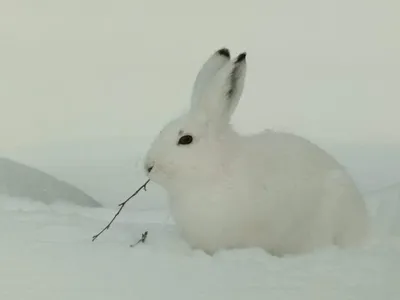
{"left": 235, "top": 52, "right": 247, "bottom": 63}
{"left": 217, "top": 48, "right": 230, "bottom": 58}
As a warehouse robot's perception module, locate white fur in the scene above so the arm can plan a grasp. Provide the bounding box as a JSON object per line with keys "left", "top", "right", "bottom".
{"left": 144, "top": 48, "right": 370, "bottom": 256}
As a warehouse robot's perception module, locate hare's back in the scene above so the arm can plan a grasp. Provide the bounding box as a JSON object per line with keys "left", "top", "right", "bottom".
{"left": 242, "top": 129, "right": 357, "bottom": 198}
{"left": 246, "top": 130, "right": 344, "bottom": 173}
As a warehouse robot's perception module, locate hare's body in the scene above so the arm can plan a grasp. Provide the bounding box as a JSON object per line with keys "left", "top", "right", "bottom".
{"left": 145, "top": 48, "right": 369, "bottom": 256}
{"left": 168, "top": 128, "right": 368, "bottom": 255}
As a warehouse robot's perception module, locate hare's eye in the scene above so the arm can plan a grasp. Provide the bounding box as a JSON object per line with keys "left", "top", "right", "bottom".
{"left": 178, "top": 134, "right": 193, "bottom": 145}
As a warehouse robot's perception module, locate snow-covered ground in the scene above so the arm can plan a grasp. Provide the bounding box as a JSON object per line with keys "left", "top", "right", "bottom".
{"left": 1, "top": 179, "right": 399, "bottom": 300}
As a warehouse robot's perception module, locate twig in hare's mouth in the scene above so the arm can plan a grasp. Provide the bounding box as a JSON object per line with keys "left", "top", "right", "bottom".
{"left": 91, "top": 179, "right": 150, "bottom": 242}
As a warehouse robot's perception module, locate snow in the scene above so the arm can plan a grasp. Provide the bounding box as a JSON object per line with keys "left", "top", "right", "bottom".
{"left": 1, "top": 182, "right": 399, "bottom": 300}
{"left": 0, "top": 157, "right": 101, "bottom": 207}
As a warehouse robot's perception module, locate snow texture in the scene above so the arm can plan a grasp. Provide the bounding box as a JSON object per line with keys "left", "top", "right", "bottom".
{"left": 0, "top": 182, "right": 399, "bottom": 300}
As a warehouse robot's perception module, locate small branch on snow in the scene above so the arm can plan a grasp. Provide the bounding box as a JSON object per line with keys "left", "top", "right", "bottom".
{"left": 130, "top": 231, "right": 148, "bottom": 248}
{"left": 92, "top": 179, "right": 150, "bottom": 242}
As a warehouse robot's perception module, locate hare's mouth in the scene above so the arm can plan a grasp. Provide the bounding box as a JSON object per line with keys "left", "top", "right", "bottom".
{"left": 146, "top": 165, "right": 154, "bottom": 173}
{"left": 145, "top": 163, "right": 162, "bottom": 180}
{"left": 144, "top": 162, "right": 155, "bottom": 175}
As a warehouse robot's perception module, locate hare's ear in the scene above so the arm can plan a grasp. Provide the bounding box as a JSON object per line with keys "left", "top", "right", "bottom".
{"left": 191, "top": 52, "right": 247, "bottom": 126}
{"left": 191, "top": 48, "right": 231, "bottom": 108}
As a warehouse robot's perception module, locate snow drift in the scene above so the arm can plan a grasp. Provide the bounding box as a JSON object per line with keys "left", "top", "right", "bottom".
{"left": 0, "top": 157, "right": 101, "bottom": 207}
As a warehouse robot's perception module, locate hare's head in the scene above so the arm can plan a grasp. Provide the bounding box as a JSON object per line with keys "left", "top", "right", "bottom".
{"left": 144, "top": 48, "right": 247, "bottom": 189}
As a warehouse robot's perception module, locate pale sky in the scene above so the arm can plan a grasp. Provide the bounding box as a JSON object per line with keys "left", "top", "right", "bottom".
{"left": 1, "top": 0, "right": 399, "bottom": 152}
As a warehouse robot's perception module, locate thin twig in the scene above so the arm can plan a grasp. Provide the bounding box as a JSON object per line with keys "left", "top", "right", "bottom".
{"left": 130, "top": 231, "right": 148, "bottom": 248}
{"left": 92, "top": 179, "right": 150, "bottom": 242}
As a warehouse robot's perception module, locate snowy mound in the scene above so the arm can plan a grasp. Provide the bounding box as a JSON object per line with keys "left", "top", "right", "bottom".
{"left": 0, "top": 157, "right": 101, "bottom": 207}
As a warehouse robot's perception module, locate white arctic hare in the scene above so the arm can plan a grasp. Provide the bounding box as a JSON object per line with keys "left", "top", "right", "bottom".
{"left": 144, "top": 48, "right": 369, "bottom": 256}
